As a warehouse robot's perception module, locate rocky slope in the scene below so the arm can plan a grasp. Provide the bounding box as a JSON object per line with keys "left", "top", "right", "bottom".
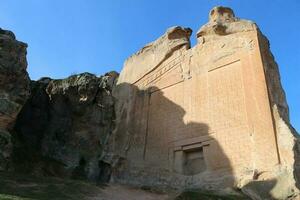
{"left": 0, "top": 28, "right": 30, "bottom": 171}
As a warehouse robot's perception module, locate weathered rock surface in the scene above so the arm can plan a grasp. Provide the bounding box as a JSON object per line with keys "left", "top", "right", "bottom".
{"left": 13, "top": 72, "right": 118, "bottom": 182}
{"left": 0, "top": 28, "right": 30, "bottom": 170}
{"left": 196, "top": 6, "right": 257, "bottom": 39}
{"left": 0, "top": 6, "right": 299, "bottom": 200}
{"left": 117, "top": 26, "right": 192, "bottom": 85}
{"left": 111, "top": 6, "right": 300, "bottom": 200}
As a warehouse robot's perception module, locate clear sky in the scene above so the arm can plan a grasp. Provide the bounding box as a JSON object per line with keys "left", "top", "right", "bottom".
{"left": 0, "top": 0, "right": 299, "bottom": 132}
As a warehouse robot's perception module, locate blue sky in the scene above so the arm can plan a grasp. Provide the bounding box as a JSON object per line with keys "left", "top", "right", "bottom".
{"left": 0, "top": 0, "right": 299, "bottom": 132}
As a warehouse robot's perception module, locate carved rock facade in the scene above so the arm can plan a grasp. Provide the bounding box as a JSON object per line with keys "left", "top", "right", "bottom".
{"left": 111, "top": 6, "right": 300, "bottom": 199}
{"left": 0, "top": 6, "right": 299, "bottom": 200}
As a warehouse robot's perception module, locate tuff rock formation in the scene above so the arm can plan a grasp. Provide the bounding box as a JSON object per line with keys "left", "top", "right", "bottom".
{"left": 0, "top": 28, "right": 30, "bottom": 170}
{"left": 0, "top": 6, "right": 299, "bottom": 200}
{"left": 111, "top": 6, "right": 300, "bottom": 200}
{"left": 13, "top": 72, "right": 118, "bottom": 182}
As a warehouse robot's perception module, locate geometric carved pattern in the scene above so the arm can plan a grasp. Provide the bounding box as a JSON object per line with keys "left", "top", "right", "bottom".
{"left": 208, "top": 60, "right": 247, "bottom": 131}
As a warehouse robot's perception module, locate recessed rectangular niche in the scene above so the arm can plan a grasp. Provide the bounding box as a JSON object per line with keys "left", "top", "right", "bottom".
{"left": 173, "top": 143, "right": 207, "bottom": 175}
{"left": 183, "top": 147, "right": 206, "bottom": 175}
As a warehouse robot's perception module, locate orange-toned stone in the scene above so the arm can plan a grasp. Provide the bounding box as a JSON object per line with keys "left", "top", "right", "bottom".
{"left": 111, "top": 6, "right": 300, "bottom": 199}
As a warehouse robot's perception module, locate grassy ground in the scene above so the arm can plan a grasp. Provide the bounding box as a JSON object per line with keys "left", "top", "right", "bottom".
{"left": 0, "top": 172, "right": 250, "bottom": 200}
{"left": 0, "top": 194, "right": 34, "bottom": 200}
{"left": 0, "top": 172, "right": 169, "bottom": 200}
{"left": 0, "top": 172, "right": 104, "bottom": 200}
{"left": 174, "top": 190, "right": 250, "bottom": 200}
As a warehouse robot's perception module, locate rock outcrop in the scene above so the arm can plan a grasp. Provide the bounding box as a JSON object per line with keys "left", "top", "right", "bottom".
{"left": 117, "top": 26, "right": 192, "bottom": 85}
{"left": 0, "top": 6, "right": 299, "bottom": 200}
{"left": 111, "top": 6, "right": 300, "bottom": 200}
{"left": 0, "top": 28, "right": 30, "bottom": 170}
{"left": 13, "top": 72, "right": 118, "bottom": 182}
{"left": 241, "top": 19, "right": 300, "bottom": 200}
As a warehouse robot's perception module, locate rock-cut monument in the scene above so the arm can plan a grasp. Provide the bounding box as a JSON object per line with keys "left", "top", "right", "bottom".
{"left": 111, "top": 6, "right": 300, "bottom": 199}
{"left": 0, "top": 6, "right": 299, "bottom": 200}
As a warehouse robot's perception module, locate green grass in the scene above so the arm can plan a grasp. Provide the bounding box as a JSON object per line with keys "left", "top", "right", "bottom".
{"left": 174, "top": 190, "right": 250, "bottom": 200}
{"left": 0, "top": 194, "right": 35, "bottom": 200}
{"left": 0, "top": 172, "right": 250, "bottom": 200}
{"left": 0, "top": 172, "right": 104, "bottom": 200}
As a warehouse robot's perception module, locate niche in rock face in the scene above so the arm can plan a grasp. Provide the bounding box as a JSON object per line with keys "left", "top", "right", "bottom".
{"left": 183, "top": 147, "right": 206, "bottom": 175}
{"left": 173, "top": 144, "right": 208, "bottom": 175}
